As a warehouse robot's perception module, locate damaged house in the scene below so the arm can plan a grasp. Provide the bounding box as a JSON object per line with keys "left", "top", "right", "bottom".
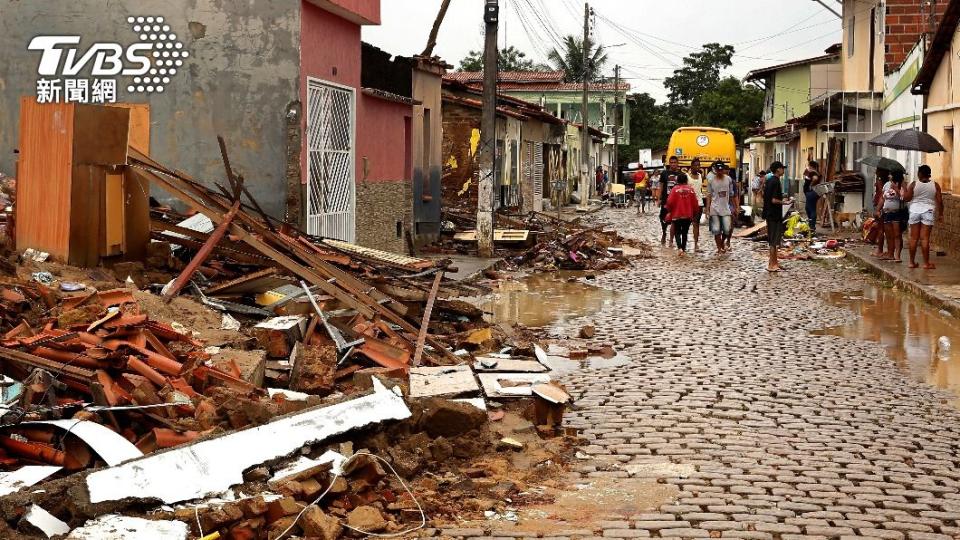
{"left": 0, "top": 0, "right": 446, "bottom": 253}
{"left": 441, "top": 80, "right": 571, "bottom": 215}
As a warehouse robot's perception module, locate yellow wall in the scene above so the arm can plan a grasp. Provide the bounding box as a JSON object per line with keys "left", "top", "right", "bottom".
{"left": 842, "top": 0, "right": 883, "bottom": 93}
{"left": 923, "top": 24, "right": 960, "bottom": 193}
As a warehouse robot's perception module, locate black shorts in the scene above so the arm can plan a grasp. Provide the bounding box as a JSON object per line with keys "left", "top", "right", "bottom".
{"left": 766, "top": 218, "right": 784, "bottom": 247}
{"left": 882, "top": 209, "right": 907, "bottom": 227}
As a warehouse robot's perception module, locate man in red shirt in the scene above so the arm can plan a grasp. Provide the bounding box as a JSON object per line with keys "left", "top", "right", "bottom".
{"left": 666, "top": 175, "right": 699, "bottom": 256}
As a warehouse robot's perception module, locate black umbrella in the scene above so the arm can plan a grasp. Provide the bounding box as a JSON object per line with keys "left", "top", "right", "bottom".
{"left": 868, "top": 129, "right": 946, "bottom": 153}
{"left": 858, "top": 155, "right": 906, "bottom": 173}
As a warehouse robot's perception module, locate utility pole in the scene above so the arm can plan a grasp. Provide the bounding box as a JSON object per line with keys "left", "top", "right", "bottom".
{"left": 477, "top": 0, "right": 499, "bottom": 257}
{"left": 578, "top": 2, "right": 591, "bottom": 209}
{"left": 612, "top": 64, "right": 620, "bottom": 185}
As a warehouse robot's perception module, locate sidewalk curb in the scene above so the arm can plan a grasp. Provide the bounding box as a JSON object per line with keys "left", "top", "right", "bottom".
{"left": 846, "top": 249, "right": 960, "bottom": 318}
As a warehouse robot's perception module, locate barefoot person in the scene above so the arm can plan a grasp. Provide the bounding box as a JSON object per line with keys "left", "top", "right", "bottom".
{"left": 879, "top": 170, "right": 907, "bottom": 263}
{"left": 659, "top": 157, "right": 685, "bottom": 246}
{"left": 903, "top": 165, "right": 944, "bottom": 269}
{"left": 763, "top": 162, "right": 787, "bottom": 272}
{"left": 871, "top": 168, "right": 891, "bottom": 257}
{"left": 688, "top": 158, "right": 706, "bottom": 252}
{"left": 706, "top": 162, "right": 736, "bottom": 255}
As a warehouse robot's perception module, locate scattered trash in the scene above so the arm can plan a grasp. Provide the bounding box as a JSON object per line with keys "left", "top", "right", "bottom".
{"left": 30, "top": 271, "right": 54, "bottom": 284}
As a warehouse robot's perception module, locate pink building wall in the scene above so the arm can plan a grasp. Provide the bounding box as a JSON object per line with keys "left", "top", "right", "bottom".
{"left": 357, "top": 95, "right": 410, "bottom": 182}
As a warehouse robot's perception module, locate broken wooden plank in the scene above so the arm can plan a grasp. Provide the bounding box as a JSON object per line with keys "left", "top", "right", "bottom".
{"left": 413, "top": 271, "right": 443, "bottom": 367}
{"left": 162, "top": 197, "right": 242, "bottom": 303}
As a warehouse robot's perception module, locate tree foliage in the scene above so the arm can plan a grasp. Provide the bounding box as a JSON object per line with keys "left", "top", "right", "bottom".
{"left": 663, "top": 43, "right": 735, "bottom": 109}
{"left": 457, "top": 45, "right": 550, "bottom": 72}
{"left": 617, "top": 43, "right": 762, "bottom": 168}
{"left": 547, "top": 35, "right": 609, "bottom": 83}
{"left": 692, "top": 77, "right": 765, "bottom": 145}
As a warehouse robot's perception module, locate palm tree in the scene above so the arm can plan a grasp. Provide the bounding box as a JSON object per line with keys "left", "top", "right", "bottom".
{"left": 548, "top": 35, "right": 609, "bottom": 83}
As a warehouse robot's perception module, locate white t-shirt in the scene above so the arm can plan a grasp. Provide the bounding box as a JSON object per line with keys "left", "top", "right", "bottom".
{"left": 708, "top": 175, "right": 735, "bottom": 217}
{"left": 688, "top": 172, "right": 705, "bottom": 206}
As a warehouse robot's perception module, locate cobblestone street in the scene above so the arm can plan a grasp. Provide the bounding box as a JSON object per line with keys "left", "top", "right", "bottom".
{"left": 435, "top": 208, "right": 960, "bottom": 540}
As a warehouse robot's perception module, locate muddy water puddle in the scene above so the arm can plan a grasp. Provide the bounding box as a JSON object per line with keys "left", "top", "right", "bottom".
{"left": 478, "top": 271, "right": 629, "bottom": 329}
{"left": 815, "top": 284, "right": 960, "bottom": 405}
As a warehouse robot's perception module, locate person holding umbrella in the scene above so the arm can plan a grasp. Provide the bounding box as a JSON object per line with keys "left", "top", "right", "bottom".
{"left": 867, "top": 129, "right": 948, "bottom": 268}
{"left": 903, "top": 165, "right": 944, "bottom": 269}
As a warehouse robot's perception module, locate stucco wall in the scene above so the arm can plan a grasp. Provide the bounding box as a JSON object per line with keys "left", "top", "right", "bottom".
{"left": 357, "top": 94, "right": 409, "bottom": 183}
{"left": 771, "top": 65, "right": 812, "bottom": 128}
{"left": 412, "top": 66, "right": 444, "bottom": 239}
{"left": 0, "top": 0, "right": 301, "bottom": 218}
{"left": 842, "top": 0, "right": 883, "bottom": 93}
{"left": 922, "top": 24, "right": 960, "bottom": 194}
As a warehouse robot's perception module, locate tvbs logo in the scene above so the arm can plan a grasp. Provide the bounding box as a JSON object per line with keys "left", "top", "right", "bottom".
{"left": 29, "top": 16, "right": 188, "bottom": 103}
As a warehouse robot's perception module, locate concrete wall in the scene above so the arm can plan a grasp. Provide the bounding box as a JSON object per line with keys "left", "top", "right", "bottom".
{"left": 770, "top": 65, "right": 812, "bottom": 128}
{"left": 923, "top": 24, "right": 960, "bottom": 194}
{"left": 440, "top": 100, "right": 481, "bottom": 213}
{"left": 411, "top": 63, "right": 444, "bottom": 240}
{"left": 842, "top": 0, "right": 883, "bottom": 93}
{"left": 0, "top": 0, "right": 301, "bottom": 218}
{"left": 933, "top": 193, "right": 960, "bottom": 259}
{"left": 881, "top": 41, "right": 924, "bottom": 180}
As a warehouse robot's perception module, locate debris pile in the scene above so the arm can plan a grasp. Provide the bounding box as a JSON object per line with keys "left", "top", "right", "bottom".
{"left": 435, "top": 209, "right": 652, "bottom": 271}
{"left": 0, "top": 146, "right": 581, "bottom": 539}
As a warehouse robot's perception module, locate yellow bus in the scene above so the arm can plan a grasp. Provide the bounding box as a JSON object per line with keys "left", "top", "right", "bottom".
{"left": 666, "top": 127, "right": 738, "bottom": 170}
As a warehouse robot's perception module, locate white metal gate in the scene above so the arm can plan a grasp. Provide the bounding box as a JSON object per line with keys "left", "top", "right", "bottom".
{"left": 306, "top": 78, "right": 355, "bottom": 241}
{"left": 533, "top": 142, "right": 544, "bottom": 212}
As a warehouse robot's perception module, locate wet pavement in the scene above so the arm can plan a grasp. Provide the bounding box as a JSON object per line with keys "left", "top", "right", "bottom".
{"left": 815, "top": 285, "right": 960, "bottom": 408}
{"left": 847, "top": 244, "right": 960, "bottom": 311}
{"left": 479, "top": 271, "right": 631, "bottom": 330}
{"left": 430, "top": 207, "right": 960, "bottom": 540}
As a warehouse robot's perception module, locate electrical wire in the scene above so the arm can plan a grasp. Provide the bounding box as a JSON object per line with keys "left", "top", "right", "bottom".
{"left": 275, "top": 451, "right": 426, "bottom": 539}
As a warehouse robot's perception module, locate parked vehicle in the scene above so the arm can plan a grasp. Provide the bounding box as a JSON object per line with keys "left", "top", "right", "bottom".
{"left": 666, "top": 127, "right": 739, "bottom": 170}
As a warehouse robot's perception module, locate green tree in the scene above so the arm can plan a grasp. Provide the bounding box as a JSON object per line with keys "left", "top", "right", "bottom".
{"left": 619, "top": 92, "right": 677, "bottom": 168}
{"left": 692, "top": 77, "right": 764, "bottom": 144}
{"left": 663, "top": 43, "right": 735, "bottom": 109}
{"left": 457, "top": 45, "right": 550, "bottom": 71}
{"left": 547, "top": 35, "right": 609, "bottom": 82}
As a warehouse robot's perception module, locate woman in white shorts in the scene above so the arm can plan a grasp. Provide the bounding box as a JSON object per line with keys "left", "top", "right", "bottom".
{"left": 903, "top": 165, "right": 944, "bottom": 269}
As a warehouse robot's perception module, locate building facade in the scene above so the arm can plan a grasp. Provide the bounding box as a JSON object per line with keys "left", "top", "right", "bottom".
{"left": 0, "top": 0, "right": 443, "bottom": 253}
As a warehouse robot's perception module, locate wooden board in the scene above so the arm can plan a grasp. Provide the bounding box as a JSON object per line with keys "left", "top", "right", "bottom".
{"left": 453, "top": 229, "right": 530, "bottom": 243}
{"left": 15, "top": 99, "right": 74, "bottom": 258}
{"left": 409, "top": 365, "right": 479, "bottom": 397}
{"left": 733, "top": 221, "right": 767, "bottom": 238}
{"left": 73, "top": 104, "right": 129, "bottom": 165}
{"left": 320, "top": 238, "right": 435, "bottom": 271}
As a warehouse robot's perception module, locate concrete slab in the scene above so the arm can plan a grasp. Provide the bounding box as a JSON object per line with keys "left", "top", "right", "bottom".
{"left": 846, "top": 244, "right": 960, "bottom": 317}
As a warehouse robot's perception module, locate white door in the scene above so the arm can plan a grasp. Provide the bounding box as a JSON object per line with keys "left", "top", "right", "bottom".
{"left": 306, "top": 78, "right": 355, "bottom": 241}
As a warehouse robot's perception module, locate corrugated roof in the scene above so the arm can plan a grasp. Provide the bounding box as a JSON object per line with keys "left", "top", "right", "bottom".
{"left": 443, "top": 70, "right": 565, "bottom": 83}
{"left": 443, "top": 70, "right": 630, "bottom": 92}
{"left": 743, "top": 53, "right": 839, "bottom": 82}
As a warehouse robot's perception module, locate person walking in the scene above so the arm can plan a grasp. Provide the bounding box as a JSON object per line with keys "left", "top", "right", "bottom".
{"left": 802, "top": 160, "right": 823, "bottom": 232}
{"left": 871, "top": 168, "right": 891, "bottom": 258}
{"left": 903, "top": 165, "right": 944, "bottom": 269}
{"left": 763, "top": 162, "right": 788, "bottom": 272}
{"left": 879, "top": 170, "right": 907, "bottom": 263}
{"left": 706, "top": 161, "right": 737, "bottom": 255}
{"left": 634, "top": 168, "right": 648, "bottom": 213}
{"left": 666, "top": 174, "right": 699, "bottom": 256}
{"left": 651, "top": 169, "right": 662, "bottom": 208}
{"left": 751, "top": 169, "right": 766, "bottom": 215}
{"left": 659, "top": 157, "right": 686, "bottom": 246}
{"left": 688, "top": 158, "right": 706, "bottom": 252}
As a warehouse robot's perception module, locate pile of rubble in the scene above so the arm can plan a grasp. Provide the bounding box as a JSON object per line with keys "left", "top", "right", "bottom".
{"left": 0, "top": 149, "right": 582, "bottom": 539}
{"left": 435, "top": 209, "right": 652, "bottom": 271}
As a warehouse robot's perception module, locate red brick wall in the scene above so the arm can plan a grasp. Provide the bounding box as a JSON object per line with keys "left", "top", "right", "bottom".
{"left": 885, "top": 0, "right": 947, "bottom": 73}
{"left": 933, "top": 192, "right": 960, "bottom": 259}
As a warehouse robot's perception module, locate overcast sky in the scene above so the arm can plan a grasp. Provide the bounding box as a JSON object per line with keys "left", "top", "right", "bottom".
{"left": 363, "top": 0, "right": 843, "bottom": 102}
